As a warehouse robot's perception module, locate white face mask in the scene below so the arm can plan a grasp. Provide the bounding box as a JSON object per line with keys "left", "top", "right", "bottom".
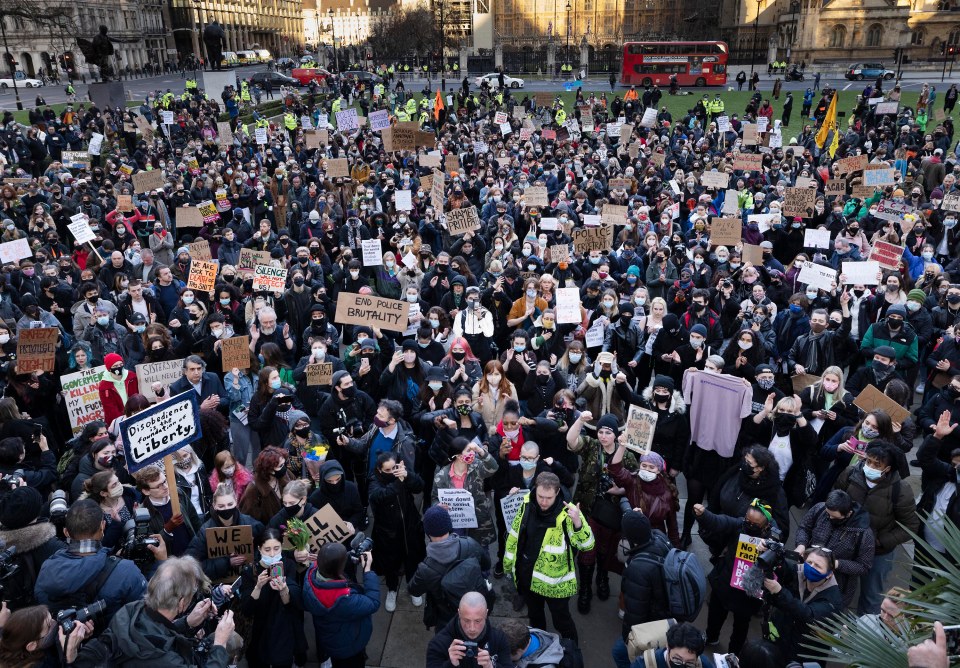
{"left": 637, "top": 469, "right": 658, "bottom": 483}
{"left": 0, "top": 334, "right": 9, "bottom": 345}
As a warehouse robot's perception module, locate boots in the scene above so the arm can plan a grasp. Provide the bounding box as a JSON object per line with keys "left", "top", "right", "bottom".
{"left": 596, "top": 568, "right": 610, "bottom": 601}
{"left": 577, "top": 564, "right": 594, "bottom": 614}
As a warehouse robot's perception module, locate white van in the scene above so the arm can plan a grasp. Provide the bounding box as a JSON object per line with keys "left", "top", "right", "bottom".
{"left": 256, "top": 49, "right": 271, "bottom": 62}
{"left": 237, "top": 51, "right": 257, "bottom": 64}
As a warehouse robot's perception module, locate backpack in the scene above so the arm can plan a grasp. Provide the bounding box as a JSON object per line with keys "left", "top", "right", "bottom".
{"left": 636, "top": 548, "right": 706, "bottom": 622}
{"left": 2, "top": 549, "right": 38, "bottom": 609}
{"left": 422, "top": 542, "right": 496, "bottom": 624}
{"left": 45, "top": 556, "right": 120, "bottom": 616}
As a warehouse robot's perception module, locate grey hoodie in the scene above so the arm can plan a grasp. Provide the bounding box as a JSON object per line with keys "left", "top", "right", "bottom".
{"left": 515, "top": 628, "right": 567, "bottom": 668}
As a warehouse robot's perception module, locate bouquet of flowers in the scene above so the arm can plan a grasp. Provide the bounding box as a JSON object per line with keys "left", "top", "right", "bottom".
{"left": 283, "top": 517, "right": 312, "bottom": 551}
{"left": 303, "top": 444, "right": 328, "bottom": 481}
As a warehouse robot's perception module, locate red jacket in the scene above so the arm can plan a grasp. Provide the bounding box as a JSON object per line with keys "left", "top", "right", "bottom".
{"left": 98, "top": 371, "right": 140, "bottom": 426}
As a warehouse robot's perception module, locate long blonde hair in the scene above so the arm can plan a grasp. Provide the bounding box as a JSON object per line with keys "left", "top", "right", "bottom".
{"left": 813, "top": 365, "right": 846, "bottom": 402}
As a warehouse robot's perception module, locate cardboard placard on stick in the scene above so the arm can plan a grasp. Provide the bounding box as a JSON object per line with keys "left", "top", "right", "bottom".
{"left": 306, "top": 362, "right": 334, "bottom": 386}
{"left": 221, "top": 335, "right": 251, "bottom": 372}
{"left": 825, "top": 179, "right": 847, "bottom": 196}
{"left": 16, "top": 327, "right": 59, "bottom": 373}
{"left": 117, "top": 194, "right": 133, "bottom": 211}
{"left": 525, "top": 186, "right": 549, "bottom": 207}
{"left": 205, "top": 525, "right": 254, "bottom": 563}
{"left": 601, "top": 204, "right": 628, "bottom": 227}
{"left": 742, "top": 244, "right": 764, "bottom": 265}
{"left": 710, "top": 218, "right": 742, "bottom": 247}
{"left": 853, "top": 384, "right": 910, "bottom": 424}
{"left": 834, "top": 154, "right": 868, "bottom": 176}
{"left": 304, "top": 504, "right": 352, "bottom": 548}
{"left": 550, "top": 245, "right": 570, "bottom": 264}
{"left": 326, "top": 158, "right": 349, "bottom": 178}
{"left": 334, "top": 293, "right": 410, "bottom": 332}
{"left": 572, "top": 226, "right": 613, "bottom": 254}
{"left": 186, "top": 259, "right": 218, "bottom": 292}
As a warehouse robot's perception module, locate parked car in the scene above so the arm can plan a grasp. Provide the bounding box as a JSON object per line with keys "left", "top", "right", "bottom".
{"left": 275, "top": 57, "right": 297, "bottom": 68}
{"left": 291, "top": 68, "right": 332, "bottom": 85}
{"left": 474, "top": 72, "right": 525, "bottom": 89}
{"left": 845, "top": 63, "right": 895, "bottom": 81}
{"left": 0, "top": 77, "right": 42, "bottom": 88}
{"left": 340, "top": 70, "right": 383, "bottom": 84}
{"left": 250, "top": 71, "right": 301, "bottom": 87}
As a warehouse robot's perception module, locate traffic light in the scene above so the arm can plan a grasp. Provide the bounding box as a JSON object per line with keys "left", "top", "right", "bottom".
{"left": 893, "top": 47, "right": 900, "bottom": 61}
{"left": 949, "top": 46, "right": 958, "bottom": 56}
{"left": 941, "top": 43, "right": 947, "bottom": 55}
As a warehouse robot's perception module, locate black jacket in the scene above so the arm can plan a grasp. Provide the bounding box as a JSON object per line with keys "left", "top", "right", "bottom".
{"left": 917, "top": 434, "right": 960, "bottom": 545}
{"left": 409, "top": 534, "right": 491, "bottom": 629}
{"left": 620, "top": 530, "right": 672, "bottom": 638}
{"left": 426, "top": 615, "right": 514, "bottom": 668}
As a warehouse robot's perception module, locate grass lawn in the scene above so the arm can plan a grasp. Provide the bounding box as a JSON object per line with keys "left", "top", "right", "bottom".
{"left": 10, "top": 101, "right": 140, "bottom": 125}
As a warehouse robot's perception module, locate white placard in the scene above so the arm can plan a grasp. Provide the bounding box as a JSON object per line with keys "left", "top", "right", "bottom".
{"left": 797, "top": 261, "right": 837, "bottom": 292}
{"left": 539, "top": 217, "right": 558, "bottom": 231}
{"left": 121, "top": 392, "right": 200, "bottom": 472}
{"left": 585, "top": 324, "right": 605, "bottom": 348}
{"left": 584, "top": 215, "right": 602, "bottom": 227}
{"left": 362, "top": 238, "right": 383, "bottom": 266}
{"left": 748, "top": 213, "right": 778, "bottom": 234}
{"left": 757, "top": 116, "right": 769, "bottom": 133}
{"left": 68, "top": 215, "right": 95, "bottom": 244}
{"left": 0, "top": 238, "right": 32, "bottom": 263}
{"left": 803, "top": 228, "right": 831, "bottom": 249}
{"left": 500, "top": 492, "right": 526, "bottom": 530}
{"left": 403, "top": 303, "right": 421, "bottom": 337}
{"left": 317, "top": 113, "right": 329, "bottom": 128}
{"left": 401, "top": 252, "right": 417, "bottom": 269}
{"left": 336, "top": 108, "right": 359, "bottom": 131}
{"left": 300, "top": 115, "right": 313, "bottom": 129}
{"left": 61, "top": 366, "right": 106, "bottom": 434}
{"left": 556, "top": 287, "right": 581, "bottom": 324}
{"left": 494, "top": 111, "right": 508, "bottom": 124}
{"left": 395, "top": 190, "right": 413, "bottom": 211}
{"left": 369, "top": 109, "right": 390, "bottom": 131}
{"left": 161, "top": 111, "right": 174, "bottom": 125}
{"left": 605, "top": 122, "right": 621, "bottom": 137}
{"left": 842, "top": 260, "right": 881, "bottom": 285}
{"left": 438, "top": 488, "right": 478, "bottom": 528}
{"left": 88, "top": 133, "right": 104, "bottom": 156}
{"left": 254, "top": 127, "right": 268, "bottom": 145}
{"left": 717, "top": 115, "right": 731, "bottom": 132}
{"left": 640, "top": 107, "right": 658, "bottom": 128}
{"left": 500, "top": 122, "right": 512, "bottom": 136}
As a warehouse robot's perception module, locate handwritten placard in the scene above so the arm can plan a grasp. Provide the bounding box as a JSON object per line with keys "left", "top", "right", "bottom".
{"left": 334, "top": 293, "right": 409, "bottom": 332}
{"left": 306, "top": 362, "right": 334, "bottom": 386}
{"left": 186, "top": 258, "right": 218, "bottom": 292}
{"left": 221, "top": 335, "right": 251, "bottom": 371}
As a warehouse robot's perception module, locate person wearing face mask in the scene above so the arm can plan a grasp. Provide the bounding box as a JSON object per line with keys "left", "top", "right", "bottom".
{"left": 834, "top": 442, "right": 919, "bottom": 615}
{"left": 794, "top": 489, "right": 876, "bottom": 608}
{"left": 858, "top": 305, "right": 919, "bottom": 382}
{"left": 645, "top": 250, "right": 679, "bottom": 301}
{"left": 845, "top": 347, "right": 904, "bottom": 397}
{"left": 238, "top": 446, "right": 296, "bottom": 526}
{"left": 171, "top": 445, "right": 213, "bottom": 520}
{"left": 0, "top": 604, "right": 93, "bottom": 666}
{"left": 307, "top": 459, "right": 365, "bottom": 543}
{"left": 761, "top": 546, "right": 843, "bottom": 662}
{"left": 80, "top": 305, "right": 127, "bottom": 366}
{"left": 187, "top": 485, "right": 266, "bottom": 581}
{"left": 798, "top": 366, "right": 857, "bottom": 451}
{"left": 788, "top": 297, "right": 852, "bottom": 378}
{"left": 432, "top": 437, "right": 499, "bottom": 547}
{"left": 752, "top": 394, "right": 816, "bottom": 507}
{"left": 96, "top": 353, "right": 139, "bottom": 427}
{"left": 693, "top": 500, "right": 776, "bottom": 653}
{"left": 903, "top": 240, "right": 944, "bottom": 282}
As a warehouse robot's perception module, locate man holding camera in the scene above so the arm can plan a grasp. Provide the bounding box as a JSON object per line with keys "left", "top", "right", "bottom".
{"left": 72, "top": 556, "right": 236, "bottom": 667}
{"left": 34, "top": 500, "right": 158, "bottom": 619}
{"left": 0, "top": 434, "right": 57, "bottom": 496}
{"left": 426, "top": 591, "right": 513, "bottom": 668}
{"left": 303, "top": 541, "right": 379, "bottom": 668}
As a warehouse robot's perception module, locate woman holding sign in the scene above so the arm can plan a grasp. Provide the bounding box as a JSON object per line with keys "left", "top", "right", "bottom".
{"left": 432, "top": 437, "right": 499, "bottom": 547}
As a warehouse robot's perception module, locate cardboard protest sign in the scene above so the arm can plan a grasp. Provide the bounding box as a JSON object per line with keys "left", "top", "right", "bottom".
{"left": 535, "top": 92, "right": 555, "bottom": 107}
{"left": 252, "top": 264, "right": 288, "bottom": 292}
{"left": 842, "top": 260, "right": 881, "bottom": 285}
{"left": 874, "top": 101, "right": 899, "bottom": 115}
{"left": 783, "top": 187, "right": 816, "bottom": 218}
{"left": 217, "top": 121, "right": 234, "bottom": 148}
{"left": 700, "top": 171, "right": 729, "bottom": 189}
{"left": 834, "top": 154, "right": 868, "bottom": 175}
{"left": 873, "top": 199, "right": 915, "bottom": 223}
{"left": 791, "top": 374, "right": 821, "bottom": 394}
{"left": 572, "top": 226, "right": 613, "bottom": 254}
{"left": 730, "top": 533, "right": 764, "bottom": 598}
{"left": 306, "top": 363, "right": 334, "bottom": 386}
{"left": 221, "top": 336, "right": 251, "bottom": 372}
{"left": 608, "top": 178, "right": 632, "bottom": 191}
{"left": 850, "top": 185, "right": 878, "bottom": 200}
{"left": 825, "top": 179, "right": 847, "bottom": 196}
{"left": 120, "top": 392, "right": 202, "bottom": 472}
{"left": 732, "top": 153, "right": 763, "bottom": 171}
{"left": 116, "top": 194, "right": 133, "bottom": 212}
{"left": 186, "top": 259, "right": 218, "bottom": 292}
{"left": 304, "top": 505, "right": 352, "bottom": 548}
{"left": 550, "top": 245, "right": 570, "bottom": 264}
{"left": 743, "top": 125, "right": 759, "bottom": 145}
{"left": 601, "top": 204, "right": 628, "bottom": 227}
{"left": 868, "top": 241, "right": 904, "bottom": 271}
{"left": 0, "top": 238, "right": 31, "bottom": 264}
{"left": 445, "top": 153, "right": 460, "bottom": 173}
{"left": 61, "top": 366, "right": 106, "bottom": 435}
{"left": 304, "top": 130, "right": 327, "bottom": 149}
{"left": 132, "top": 169, "right": 164, "bottom": 194}
{"left": 556, "top": 287, "right": 581, "bottom": 324}
{"left": 326, "top": 158, "right": 349, "bottom": 178}
{"left": 942, "top": 193, "right": 960, "bottom": 213}
{"left": 625, "top": 405, "right": 658, "bottom": 455}
{"left": 177, "top": 206, "right": 204, "bottom": 228}
{"left": 854, "top": 384, "right": 910, "bottom": 424}
{"left": 16, "top": 327, "right": 58, "bottom": 373}
{"left": 386, "top": 122, "right": 420, "bottom": 151}
{"left": 863, "top": 168, "right": 896, "bottom": 187}
{"left": 742, "top": 244, "right": 764, "bottom": 265}
{"left": 136, "top": 359, "right": 184, "bottom": 402}
{"left": 438, "top": 488, "right": 478, "bottom": 528}
{"left": 500, "top": 492, "right": 526, "bottom": 530}
{"left": 133, "top": 115, "right": 154, "bottom": 140}
{"left": 189, "top": 239, "right": 212, "bottom": 261}
{"left": 362, "top": 238, "right": 383, "bottom": 266}
{"left": 446, "top": 206, "right": 480, "bottom": 236}
{"left": 525, "top": 186, "right": 549, "bottom": 207}
{"left": 334, "top": 293, "right": 409, "bottom": 332}
{"left": 797, "top": 261, "right": 837, "bottom": 291}
{"left": 419, "top": 154, "right": 442, "bottom": 169}
{"left": 237, "top": 249, "right": 271, "bottom": 276}
{"left": 206, "top": 525, "right": 254, "bottom": 563}
{"left": 431, "top": 170, "right": 445, "bottom": 212}
{"left": 710, "top": 218, "right": 742, "bottom": 247}
{"left": 722, "top": 190, "right": 740, "bottom": 215}
{"left": 746, "top": 213, "right": 777, "bottom": 234}
{"left": 803, "top": 228, "right": 831, "bottom": 249}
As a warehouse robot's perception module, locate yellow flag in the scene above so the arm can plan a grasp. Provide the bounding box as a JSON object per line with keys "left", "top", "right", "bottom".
{"left": 815, "top": 92, "right": 837, "bottom": 149}
{"left": 828, "top": 122, "right": 840, "bottom": 158}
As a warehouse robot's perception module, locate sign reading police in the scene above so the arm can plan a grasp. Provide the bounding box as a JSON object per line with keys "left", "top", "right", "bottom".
{"left": 120, "top": 392, "right": 202, "bottom": 472}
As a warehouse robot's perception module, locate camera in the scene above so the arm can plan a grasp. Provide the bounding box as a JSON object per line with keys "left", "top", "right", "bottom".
{"left": 120, "top": 508, "right": 159, "bottom": 567}
{"left": 0, "top": 471, "right": 24, "bottom": 492}
{"left": 57, "top": 599, "right": 106, "bottom": 634}
{"left": 598, "top": 473, "right": 616, "bottom": 493}
{"left": 347, "top": 531, "right": 373, "bottom": 564}
{"left": 755, "top": 539, "right": 801, "bottom": 576}
{"left": 49, "top": 490, "right": 69, "bottom": 520}
{"left": 462, "top": 641, "right": 478, "bottom": 658}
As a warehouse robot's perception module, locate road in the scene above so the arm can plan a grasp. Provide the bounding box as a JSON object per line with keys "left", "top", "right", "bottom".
{"left": 6, "top": 64, "right": 960, "bottom": 109}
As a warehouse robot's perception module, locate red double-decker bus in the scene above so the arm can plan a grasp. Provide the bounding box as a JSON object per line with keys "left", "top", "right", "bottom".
{"left": 621, "top": 41, "right": 728, "bottom": 87}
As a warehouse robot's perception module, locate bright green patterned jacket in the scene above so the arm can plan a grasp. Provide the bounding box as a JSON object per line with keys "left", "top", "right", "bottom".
{"left": 503, "top": 492, "right": 595, "bottom": 598}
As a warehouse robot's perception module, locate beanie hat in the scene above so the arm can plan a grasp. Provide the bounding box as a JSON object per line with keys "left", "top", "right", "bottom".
{"left": 639, "top": 451, "right": 666, "bottom": 472}
{"left": 286, "top": 409, "right": 309, "bottom": 430}
{"left": 423, "top": 505, "right": 453, "bottom": 537}
{"left": 907, "top": 289, "right": 927, "bottom": 304}
{"left": 331, "top": 370, "right": 351, "bottom": 388}
{"left": 755, "top": 364, "right": 774, "bottom": 375}
{"left": 653, "top": 375, "right": 675, "bottom": 393}
{"left": 0, "top": 486, "right": 42, "bottom": 530}
{"left": 596, "top": 413, "right": 621, "bottom": 433}
{"left": 621, "top": 510, "right": 652, "bottom": 547}
{"left": 104, "top": 353, "right": 123, "bottom": 369}
{"left": 690, "top": 324, "right": 707, "bottom": 337}
{"left": 887, "top": 304, "right": 907, "bottom": 318}
{"left": 321, "top": 459, "right": 344, "bottom": 480}
{"left": 874, "top": 345, "right": 897, "bottom": 360}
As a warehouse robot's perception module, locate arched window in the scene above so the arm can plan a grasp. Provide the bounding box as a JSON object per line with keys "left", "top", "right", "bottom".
{"left": 829, "top": 24, "right": 846, "bottom": 48}
{"left": 949, "top": 29, "right": 960, "bottom": 46}
{"left": 866, "top": 24, "right": 882, "bottom": 47}
{"left": 911, "top": 28, "right": 925, "bottom": 45}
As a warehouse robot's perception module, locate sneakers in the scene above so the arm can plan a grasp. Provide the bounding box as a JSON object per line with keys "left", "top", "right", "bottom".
{"left": 386, "top": 590, "right": 397, "bottom": 612}
{"left": 411, "top": 594, "right": 424, "bottom": 607}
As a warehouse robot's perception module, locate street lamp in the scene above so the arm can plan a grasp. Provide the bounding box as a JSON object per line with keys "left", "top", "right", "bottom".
{"left": 0, "top": 30, "right": 23, "bottom": 111}
{"left": 328, "top": 8, "right": 339, "bottom": 72}
{"left": 565, "top": 0, "right": 571, "bottom": 67}
{"left": 749, "top": 0, "right": 762, "bottom": 77}
{"left": 438, "top": 0, "right": 445, "bottom": 91}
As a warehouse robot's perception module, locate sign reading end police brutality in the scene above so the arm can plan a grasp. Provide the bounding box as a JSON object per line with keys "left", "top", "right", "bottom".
{"left": 335, "top": 293, "right": 409, "bottom": 332}
{"left": 120, "top": 392, "right": 202, "bottom": 472}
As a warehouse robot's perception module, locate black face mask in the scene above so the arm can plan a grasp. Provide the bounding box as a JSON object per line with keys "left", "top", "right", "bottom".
{"left": 340, "top": 385, "right": 357, "bottom": 399}
{"left": 283, "top": 502, "right": 303, "bottom": 518}
{"left": 452, "top": 351, "right": 466, "bottom": 362}
{"left": 323, "top": 477, "right": 344, "bottom": 492}
{"left": 947, "top": 385, "right": 960, "bottom": 399}
{"left": 774, "top": 413, "right": 797, "bottom": 433}
{"left": 829, "top": 516, "right": 848, "bottom": 528}
{"left": 740, "top": 461, "right": 756, "bottom": 477}
{"left": 274, "top": 464, "right": 288, "bottom": 479}
{"left": 294, "top": 426, "right": 310, "bottom": 438}
{"left": 887, "top": 319, "right": 902, "bottom": 331}
{"left": 536, "top": 374, "right": 551, "bottom": 385}
{"left": 653, "top": 392, "right": 671, "bottom": 404}
{"left": 216, "top": 507, "right": 238, "bottom": 522}
{"left": 742, "top": 520, "right": 766, "bottom": 537}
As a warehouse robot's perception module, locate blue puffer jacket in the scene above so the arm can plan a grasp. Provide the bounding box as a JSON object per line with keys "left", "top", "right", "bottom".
{"left": 302, "top": 566, "right": 380, "bottom": 659}
{"left": 34, "top": 548, "right": 147, "bottom": 618}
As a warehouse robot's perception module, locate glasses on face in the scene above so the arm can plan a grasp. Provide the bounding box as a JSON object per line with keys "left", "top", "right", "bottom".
{"left": 148, "top": 480, "right": 169, "bottom": 490}
{"left": 668, "top": 656, "right": 697, "bottom": 668}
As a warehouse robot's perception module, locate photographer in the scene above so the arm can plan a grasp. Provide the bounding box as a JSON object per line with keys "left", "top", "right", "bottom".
{"left": 761, "top": 546, "right": 843, "bottom": 662}
{"left": 133, "top": 465, "right": 202, "bottom": 559}
{"left": 0, "top": 436, "right": 56, "bottom": 497}
{"left": 73, "top": 556, "right": 236, "bottom": 667}
{"left": 34, "top": 500, "right": 153, "bottom": 619}
{"left": 303, "top": 541, "right": 379, "bottom": 668}
{"left": 186, "top": 485, "right": 264, "bottom": 582}
{"left": 0, "top": 604, "right": 92, "bottom": 666}
{"left": 0, "top": 487, "right": 66, "bottom": 610}
{"left": 426, "top": 591, "right": 513, "bottom": 668}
